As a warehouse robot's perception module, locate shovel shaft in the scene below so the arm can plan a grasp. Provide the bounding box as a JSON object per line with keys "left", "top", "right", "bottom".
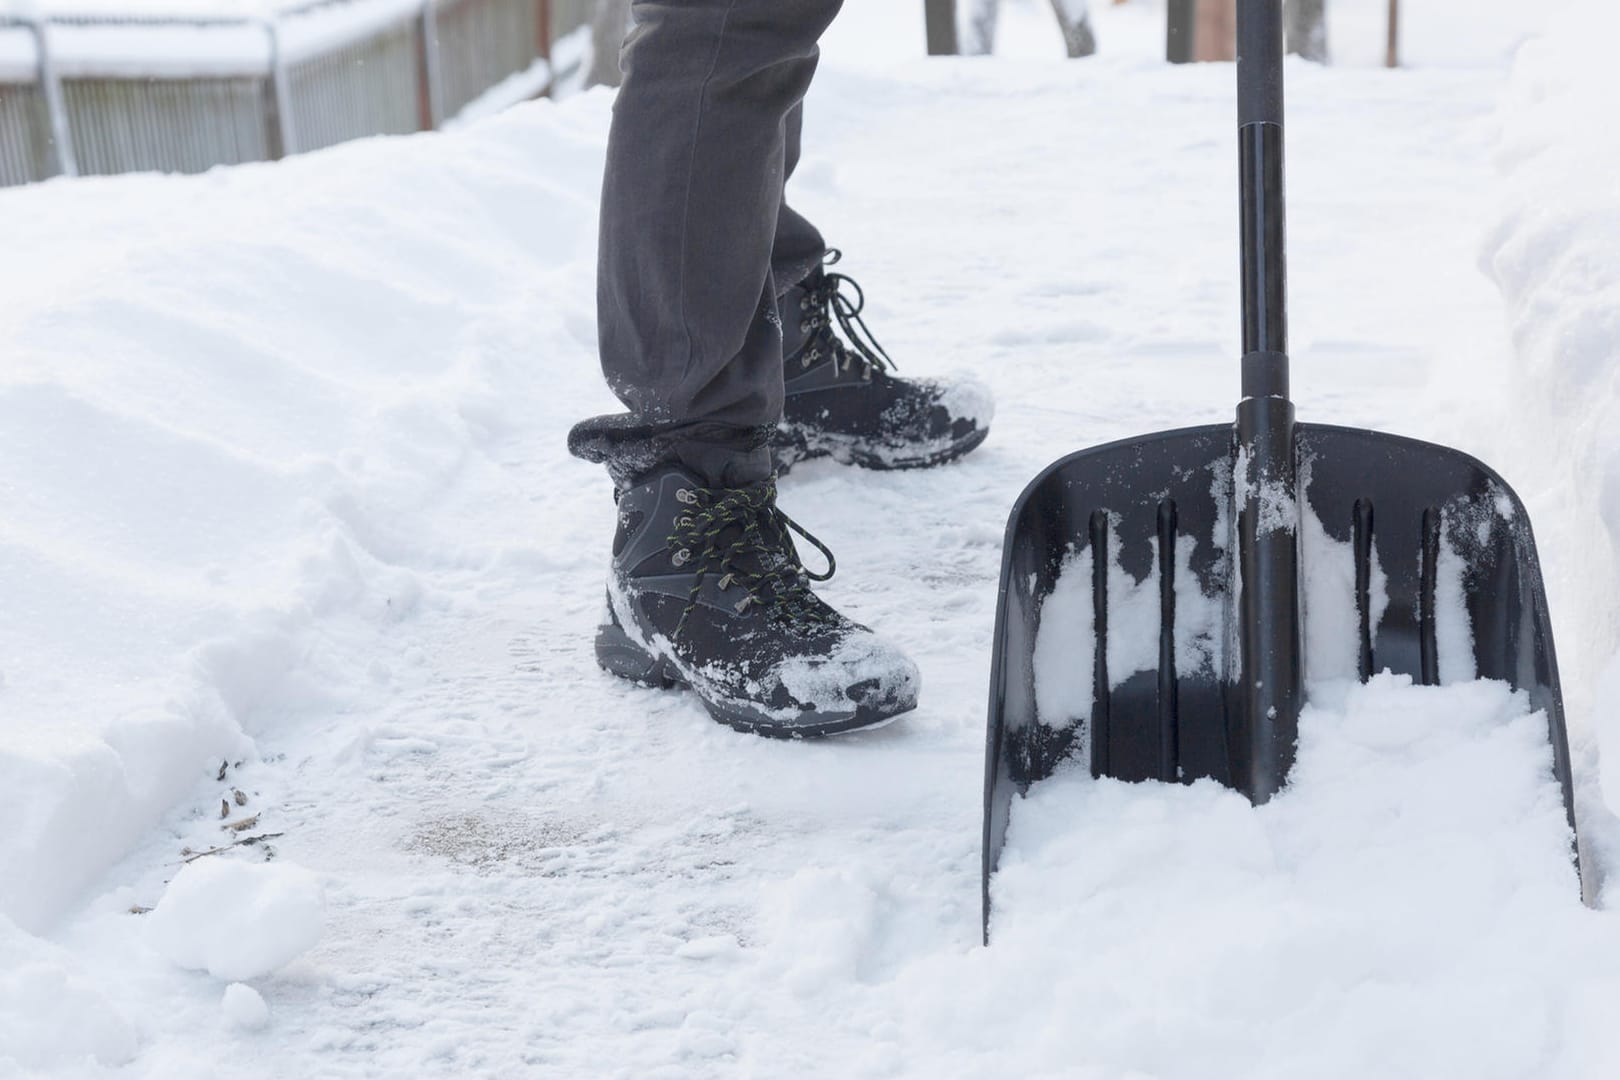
{"left": 1233, "top": 396, "right": 1302, "bottom": 803}
{"left": 1233, "top": 2, "right": 1300, "bottom": 805}
{"left": 1238, "top": 1, "right": 1288, "bottom": 393}
{"left": 1239, "top": 124, "right": 1287, "bottom": 369}
{"left": 1238, "top": 0, "right": 1284, "bottom": 126}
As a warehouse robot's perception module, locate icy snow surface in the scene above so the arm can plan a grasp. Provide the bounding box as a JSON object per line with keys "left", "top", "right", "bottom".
{"left": 3, "top": 0, "right": 1620, "bottom": 1076}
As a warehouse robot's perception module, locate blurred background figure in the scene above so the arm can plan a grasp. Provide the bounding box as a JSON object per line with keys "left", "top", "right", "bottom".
{"left": 959, "top": 0, "right": 1098, "bottom": 57}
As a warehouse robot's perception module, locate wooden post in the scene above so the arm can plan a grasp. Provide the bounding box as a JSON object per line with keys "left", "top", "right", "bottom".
{"left": 1386, "top": 0, "right": 1399, "bottom": 68}
{"left": 1194, "top": 0, "right": 1235, "bottom": 62}
{"left": 925, "top": 0, "right": 959, "bottom": 55}
{"left": 1167, "top": 0, "right": 1195, "bottom": 62}
{"left": 1169, "top": 0, "right": 1235, "bottom": 63}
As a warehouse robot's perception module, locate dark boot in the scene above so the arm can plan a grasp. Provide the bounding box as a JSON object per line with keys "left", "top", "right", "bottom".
{"left": 775, "top": 256, "right": 993, "bottom": 473}
{"left": 595, "top": 465, "right": 920, "bottom": 736}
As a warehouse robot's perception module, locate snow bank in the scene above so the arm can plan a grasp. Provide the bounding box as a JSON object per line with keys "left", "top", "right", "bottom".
{"left": 0, "top": 911, "right": 137, "bottom": 1069}
{"left": 1484, "top": 0, "right": 1620, "bottom": 822}
{"left": 0, "top": 94, "right": 607, "bottom": 941}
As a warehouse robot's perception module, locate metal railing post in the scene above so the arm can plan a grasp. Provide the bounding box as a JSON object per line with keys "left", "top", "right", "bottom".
{"left": 25, "top": 16, "right": 77, "bottom": 176}
{"left": 261, "top": 18, "right": 296, "bottom": 158}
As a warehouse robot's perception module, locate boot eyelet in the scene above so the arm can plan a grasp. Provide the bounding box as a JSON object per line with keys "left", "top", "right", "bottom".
{"left": 799, "top": 320, "right": 811, "bottom": 333}
{"left": 672, "top": 548, "right": 691, "bottom": 567}
{"left": 676, "top": 488, "right": 697, "bottom": 504}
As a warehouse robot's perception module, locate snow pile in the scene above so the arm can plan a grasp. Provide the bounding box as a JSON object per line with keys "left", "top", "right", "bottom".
{"left": 147, "top": 859, "right": 324, "bottom": 980}
{"left": 1485, "top": 0, "right": 1620, "bottom": 815}
{"left": 0, "top": 912, "right": 137, "bottom": 1069}
{"left": 962, "top": 676, "right": 1608, "bottom": 1078}
{"left": 0, "top": 94, "right": 607, "bottom": 941}
{"left": 221, "top": 982, "right": 271, "bottom": 1031}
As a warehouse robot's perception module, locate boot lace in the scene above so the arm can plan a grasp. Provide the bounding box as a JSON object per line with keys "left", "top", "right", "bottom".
{"left": 667, "top": 481, "right": 838, "bottom": 638}
{"left": 796, "top": 249, "right": 895, "bottom": 381}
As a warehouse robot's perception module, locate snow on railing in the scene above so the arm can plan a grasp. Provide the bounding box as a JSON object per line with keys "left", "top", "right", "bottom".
{"left": 0, "top": 0, "right": 588, "bottom": 186}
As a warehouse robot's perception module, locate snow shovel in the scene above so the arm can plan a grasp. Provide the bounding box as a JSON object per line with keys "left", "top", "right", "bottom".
{"left": 980, "top": 0, "right": 1580, "bottom": 943}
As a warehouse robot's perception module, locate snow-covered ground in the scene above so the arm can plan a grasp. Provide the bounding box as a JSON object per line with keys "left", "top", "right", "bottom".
{"left": 4, "top": 0, "right": 1620, "bottom": 1076}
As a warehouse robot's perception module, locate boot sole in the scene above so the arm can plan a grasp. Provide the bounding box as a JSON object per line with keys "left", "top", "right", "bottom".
{"left": 594, "top": 615, "right": 914, "bottom": 739}
{"left": 773, "top": 425, "right": 989, "bottom": 477}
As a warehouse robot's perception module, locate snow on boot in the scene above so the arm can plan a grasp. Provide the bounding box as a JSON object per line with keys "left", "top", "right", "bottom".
{"left": 775, "top": 254, "right": 993, "bottom": 474}
{"left": 594, "top": 465, "right": 920, "bottom": 737}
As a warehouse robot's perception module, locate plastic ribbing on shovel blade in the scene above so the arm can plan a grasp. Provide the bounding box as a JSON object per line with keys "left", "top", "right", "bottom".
{"left": 1157, "top": 499, "right": 1180, "bottom": 782}
{"left": 1090, "top": 510, "right": 1111, "bottom": 778}
{"left": 1354, "top": 498, "right": 1375, "bottom": 681}
{"left": 1420, "top": 506, "right": 1441, "bottom": 685}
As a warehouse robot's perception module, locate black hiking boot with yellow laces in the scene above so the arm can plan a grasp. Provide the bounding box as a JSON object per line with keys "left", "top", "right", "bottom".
{"left": 775, "top": 254, "right": 994, "bottom": 474}
{"left": 594, "top": 465, "right": 920, "bottom": 736}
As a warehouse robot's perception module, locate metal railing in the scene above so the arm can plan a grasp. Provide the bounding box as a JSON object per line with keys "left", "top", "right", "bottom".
{"left": 0, "top": 79, "right": 52, "bottom": 184}
{"left": 0, "top": 0, "right": 588, "bottom": 188}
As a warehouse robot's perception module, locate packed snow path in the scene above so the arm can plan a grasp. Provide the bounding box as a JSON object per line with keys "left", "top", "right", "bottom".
{"left": 5, "top": 3, "right": 1620, "bottom": 1077}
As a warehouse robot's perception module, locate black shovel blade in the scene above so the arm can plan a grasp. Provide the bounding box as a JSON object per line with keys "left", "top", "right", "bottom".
{"left": 982, "top": 421, "right": 1578, "bottom": 941}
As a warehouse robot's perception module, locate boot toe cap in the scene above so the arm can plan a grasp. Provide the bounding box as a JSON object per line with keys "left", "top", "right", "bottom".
{"left": 771, "top": 630, "right": 920, "bottom": 723}
{"left": 929, "top": 373, "right": 995, "bottom": 431}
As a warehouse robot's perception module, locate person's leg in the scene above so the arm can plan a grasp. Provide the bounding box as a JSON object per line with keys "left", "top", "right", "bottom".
{"left": 575, "top": 0, "right": 918, "bottom": 737}
{"left": 768, "top": 105, "right": 997, "bottom": 475}
{"left": 770, "top": 102, "right": 827, "bottom": 298}
{"left": 573, "top": 0, "right": 843, "bottom": 488}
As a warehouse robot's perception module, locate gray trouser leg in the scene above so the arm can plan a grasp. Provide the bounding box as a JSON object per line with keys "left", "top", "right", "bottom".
{"left": 773, "top": 101, "right": 828, "bottom": 297}
{"left": 584, "top": 0, "right": 843, "bottom": 487}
